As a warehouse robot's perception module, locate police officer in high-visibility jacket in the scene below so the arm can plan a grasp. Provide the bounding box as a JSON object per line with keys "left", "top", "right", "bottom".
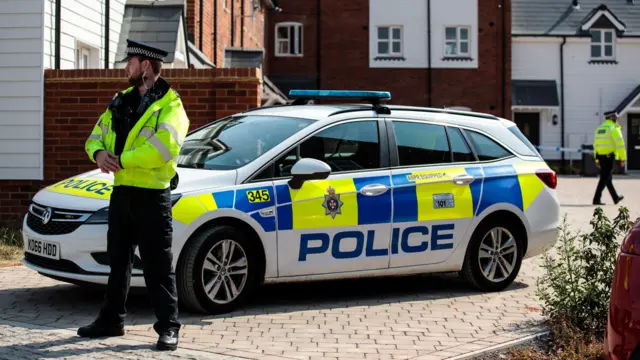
{"left": 77, "top": 39, "right": 189, "bottom": 351}
{"left": 592, "top": 111, "right": 625, "bottom": 205}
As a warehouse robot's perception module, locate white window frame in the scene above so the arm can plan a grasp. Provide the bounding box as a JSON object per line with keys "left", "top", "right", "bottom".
{"left": 375, "top": 25, "right": 403, "bottom": 57}
{"left": 444, "top": 25, "right": 471, "bottom": 57}
{"left": 590, "top": 28, "right": 615, "bottom": 60}
{"left": 275, "top": 22, "right": 303, "bottom": 57}
{"left": 75, "top": 40, "right": 98, "bottom": 69}
{"left": 76, "top": 48, "right": 90, "bottom": 69}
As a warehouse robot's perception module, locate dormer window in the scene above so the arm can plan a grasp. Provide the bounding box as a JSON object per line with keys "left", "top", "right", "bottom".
{"left": 590, "top": 29, "right": 615, "bottom": 60}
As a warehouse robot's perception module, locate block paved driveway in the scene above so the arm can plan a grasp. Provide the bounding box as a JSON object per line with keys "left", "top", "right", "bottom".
{"left": 1, "top": 175, "right": 638, "bottom": 360}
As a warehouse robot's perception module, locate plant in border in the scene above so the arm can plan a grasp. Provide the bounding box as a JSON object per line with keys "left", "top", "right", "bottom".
{"left": 534, "top": 206, "right": 632, "bottom": 357}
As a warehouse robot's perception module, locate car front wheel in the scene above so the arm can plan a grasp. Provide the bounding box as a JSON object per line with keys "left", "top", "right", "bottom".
{"left": 460, "top": 219, "right": 524, "bottom": 292}
{"left": 177, "top": 225, "right": 262, "bottom": 314}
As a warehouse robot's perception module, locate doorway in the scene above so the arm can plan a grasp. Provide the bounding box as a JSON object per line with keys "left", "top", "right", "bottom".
{"left": 514, "top": 112, "right": 541, "bottom": 146}
{"left": 627, "top": 114, "right": 640, "bottom": 170}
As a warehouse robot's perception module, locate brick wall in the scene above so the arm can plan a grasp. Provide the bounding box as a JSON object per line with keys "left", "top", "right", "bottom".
{"left": 187, "top": 0, "right": 265, "bottom": 68}
{"left": 266, "top": 0, "right": 512, "bottom": 118}
{"left": 263, "top": 0, "right": 318, "bottom": 77}
{"left": 430, "top": 0, "right": 512, "bottom": 116}
{"left": 0, "top": 68, "right": 261, "bottom": 228}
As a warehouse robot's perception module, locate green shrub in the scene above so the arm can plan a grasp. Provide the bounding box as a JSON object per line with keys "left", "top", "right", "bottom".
{"left": 535, "top": 206, "right": 633, "bottom": 352}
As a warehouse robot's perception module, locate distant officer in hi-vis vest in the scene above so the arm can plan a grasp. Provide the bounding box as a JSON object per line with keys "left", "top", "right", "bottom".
{"left": 592, "top": 111, "right": 625, "bottom": 206}
{"left": 78, "top": 39, "right": 189, "bottom": 351}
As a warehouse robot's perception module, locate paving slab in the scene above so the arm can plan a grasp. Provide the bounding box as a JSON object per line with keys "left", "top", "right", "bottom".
{"left": 1, "top": 175, "right": 638, "bottom": 360}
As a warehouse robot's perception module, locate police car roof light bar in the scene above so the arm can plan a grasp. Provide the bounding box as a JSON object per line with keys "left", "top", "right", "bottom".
{"left": 288, "top": 90, "right": 392, "bottom": 115}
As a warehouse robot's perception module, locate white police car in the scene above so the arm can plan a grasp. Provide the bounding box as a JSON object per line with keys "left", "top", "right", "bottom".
{"left": 22, "top": 90, "right": 560, "bottom": 314}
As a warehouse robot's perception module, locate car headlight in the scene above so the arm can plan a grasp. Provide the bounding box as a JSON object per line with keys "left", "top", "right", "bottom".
{"left": 85, "top": 206, "right": 109, "bottom": 224}
{"left": 85, "top": 193, "right": 183, "bottom": 225}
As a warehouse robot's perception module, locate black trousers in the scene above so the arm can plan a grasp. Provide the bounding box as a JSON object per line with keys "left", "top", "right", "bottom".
{"left": 593, "top": 154, "right": 620, "bottom": 202}
{"left": 98, "top": 185, "right": 180, "bottom": 334}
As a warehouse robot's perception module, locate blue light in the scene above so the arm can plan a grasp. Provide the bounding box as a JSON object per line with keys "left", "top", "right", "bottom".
{"left": 288, "top": 89, "right": 391, "bottom": 100}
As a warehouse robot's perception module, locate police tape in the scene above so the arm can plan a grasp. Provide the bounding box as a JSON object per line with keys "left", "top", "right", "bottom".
{"left": 535, "top": 146, "right": 594, "bottom": 154}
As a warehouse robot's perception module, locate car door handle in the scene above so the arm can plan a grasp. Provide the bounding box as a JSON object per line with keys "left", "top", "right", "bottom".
{"left": 452, "top": 174, "right": 475, "bottom": 185}
{"left": 359, "top": 184, "right": 388, "bottom": 196}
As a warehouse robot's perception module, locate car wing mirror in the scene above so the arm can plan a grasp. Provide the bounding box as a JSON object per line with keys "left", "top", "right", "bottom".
{"left": 288, "top": 158, "right": 331, "bottom": 190}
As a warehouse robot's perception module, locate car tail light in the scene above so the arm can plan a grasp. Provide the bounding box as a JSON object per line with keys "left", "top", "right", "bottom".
{"left": 536, "top": 169, "right": 557, "bottom": 189}
{"left": 621, "top": 218, "right": 640, "bottom": 255}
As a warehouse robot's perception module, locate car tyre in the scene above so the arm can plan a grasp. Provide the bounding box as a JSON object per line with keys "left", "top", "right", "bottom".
{"left": 177, "top": 225, "right": 263, "bottom": 314}
{"left": 460, "top": 218, "right": 524, "bottom": 292}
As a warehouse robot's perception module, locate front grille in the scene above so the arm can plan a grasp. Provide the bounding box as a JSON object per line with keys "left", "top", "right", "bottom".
{"left": 24, "top": 253, "right": 86, "bottom": 274}
{"left": 26, "top": 202, "right": 93, "bottom": 236}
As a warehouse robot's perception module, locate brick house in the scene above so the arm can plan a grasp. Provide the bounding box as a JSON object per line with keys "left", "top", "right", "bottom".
{"left": 0, "top": 0, "right": 283, "bottom": 225}
{"left": 264, "top": 0, "right": 511, "bottom": 116}
{"left": 0, "top": 0, "right": 285, "bottom": 180}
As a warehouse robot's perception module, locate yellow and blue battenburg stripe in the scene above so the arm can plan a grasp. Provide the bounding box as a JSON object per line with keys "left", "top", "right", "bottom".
{"left": 171, "top": 187, "right": 278, "bottom": 232}
{"left": 168, "top": 161, "right": 548, "bottom": 233}
{"left": 172, "top": 190, "right": 235, "bottom": 225}
{"left": 391, "top": 167, "right": 481, "bottom": 223}
{"left": 275, "top": 175, "right": 393, "bottom": 231}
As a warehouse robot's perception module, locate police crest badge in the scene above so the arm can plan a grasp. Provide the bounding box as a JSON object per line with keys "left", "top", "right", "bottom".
{"left": 322, "top": 186, "right": 343, "bottom": 219}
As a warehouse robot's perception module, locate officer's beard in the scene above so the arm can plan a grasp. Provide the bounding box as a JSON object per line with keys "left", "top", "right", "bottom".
{"left": 128, "top": 71, "right": 145, "bottom": 87}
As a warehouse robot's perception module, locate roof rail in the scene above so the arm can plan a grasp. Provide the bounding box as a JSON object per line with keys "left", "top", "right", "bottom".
{"left": 390, "top": 107, "right": 500, "bottom": 120}
{"left": 288, "top": 90, "right": 392, "bottom": 115}
{"left": 329, "top": 106, "right": 500, "bottom": 120}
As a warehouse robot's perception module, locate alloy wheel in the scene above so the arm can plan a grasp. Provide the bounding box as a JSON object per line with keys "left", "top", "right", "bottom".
{"left": 477, "top": 227, "right": 518, "bottom": 283}
{"left": 201, "top": 239, "right": 249, "bottom": 304}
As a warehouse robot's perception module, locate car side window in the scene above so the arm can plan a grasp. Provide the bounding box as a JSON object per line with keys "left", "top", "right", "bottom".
{"left": 392, "top": 121, "right": 450, "bottom": 166}
{"left": 255, "top": 120, "right": 381, "bottom": 179}
{"left": 447, "top": 126, "right": 476, "bottom": 163}
{"left": 463, "top": 129, "right": 512, "bottom": 161}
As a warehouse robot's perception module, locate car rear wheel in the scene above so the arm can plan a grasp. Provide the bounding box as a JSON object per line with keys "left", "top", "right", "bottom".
{"left": 460, "top": 219, "right": 524, "bottom": 292}
{"left": 177, "top": 225, "right": 263, "bottom": 314}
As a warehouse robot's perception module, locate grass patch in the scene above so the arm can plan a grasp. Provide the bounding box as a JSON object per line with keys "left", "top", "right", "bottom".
{"left": 0, "top": 227, "right": 23, "bottom": 267}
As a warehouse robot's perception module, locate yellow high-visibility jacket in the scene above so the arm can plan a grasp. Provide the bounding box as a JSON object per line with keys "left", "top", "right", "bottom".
{"left": 84, "top": 84, "right": 190, "bottom": 189}
{"left": 593, "top": 119, "right": 626, "bottom": 162}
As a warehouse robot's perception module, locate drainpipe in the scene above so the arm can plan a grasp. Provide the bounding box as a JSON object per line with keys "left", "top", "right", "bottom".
{"left": 231, "top": 0, "right": 235, "bottom": 46}
{"left": 54, "top": 0, "right": 61, "bottom": 69}
{"left": 560, "top": 36, "right": 567, "bottom": 170}
{"left": 316, "top": 0, "right": 321, "bottom": 89}
{"left": 501, "top": 0, "right": 506, "bottom": 117}
{"left": 104, "top": 0, "right": 110, "bottom": 68}
{"left": 181, "top": 9, "right": 191, "bottom": 68}
{"left": 240, "top": 0, "right": 244, "bottom": 48}
{"left": 213, "top": 0, "right": 218, "bottom": 66}
{"left": 199, "top": 0, "right": 203, "bottom": 50}
{"left": 427, "top": 0, "right": 432, "bottom": 106}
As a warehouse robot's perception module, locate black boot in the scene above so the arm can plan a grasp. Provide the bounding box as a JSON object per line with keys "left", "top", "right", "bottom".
{"left": 593, "top": 199, "right": 605, "bottom": 205}
{"left": 77, "top": 319, "right": 124, "bottom": 338}
{"left": 157, "top": 330, "right": 179, "bottom": 351}
{"left": 615, "top": 195, "right": 625, "bottom": 204}
{"left": 156, "top": 330, "right": 179, "bottom": 350}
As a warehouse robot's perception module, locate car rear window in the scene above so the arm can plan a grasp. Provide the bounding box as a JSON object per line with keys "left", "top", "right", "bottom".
{"left": 507, "top": 124, "right": 542, "bottom": 158}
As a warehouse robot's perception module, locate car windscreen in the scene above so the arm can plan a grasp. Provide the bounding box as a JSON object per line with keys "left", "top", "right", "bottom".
{"left": 177, "top": 115, "right": 315, "bottom": 170}
{"left": 506, "top": 124, "right": 542, "bottom": 158}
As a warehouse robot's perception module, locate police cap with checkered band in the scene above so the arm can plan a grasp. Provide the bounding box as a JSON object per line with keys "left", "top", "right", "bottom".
{"left": 121, "top": 39, "right": 169, "bottom": 62}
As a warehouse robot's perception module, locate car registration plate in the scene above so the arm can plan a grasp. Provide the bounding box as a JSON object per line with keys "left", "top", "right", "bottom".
{"left": 25, "top": 238, "right": 60, "bottom": 260}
